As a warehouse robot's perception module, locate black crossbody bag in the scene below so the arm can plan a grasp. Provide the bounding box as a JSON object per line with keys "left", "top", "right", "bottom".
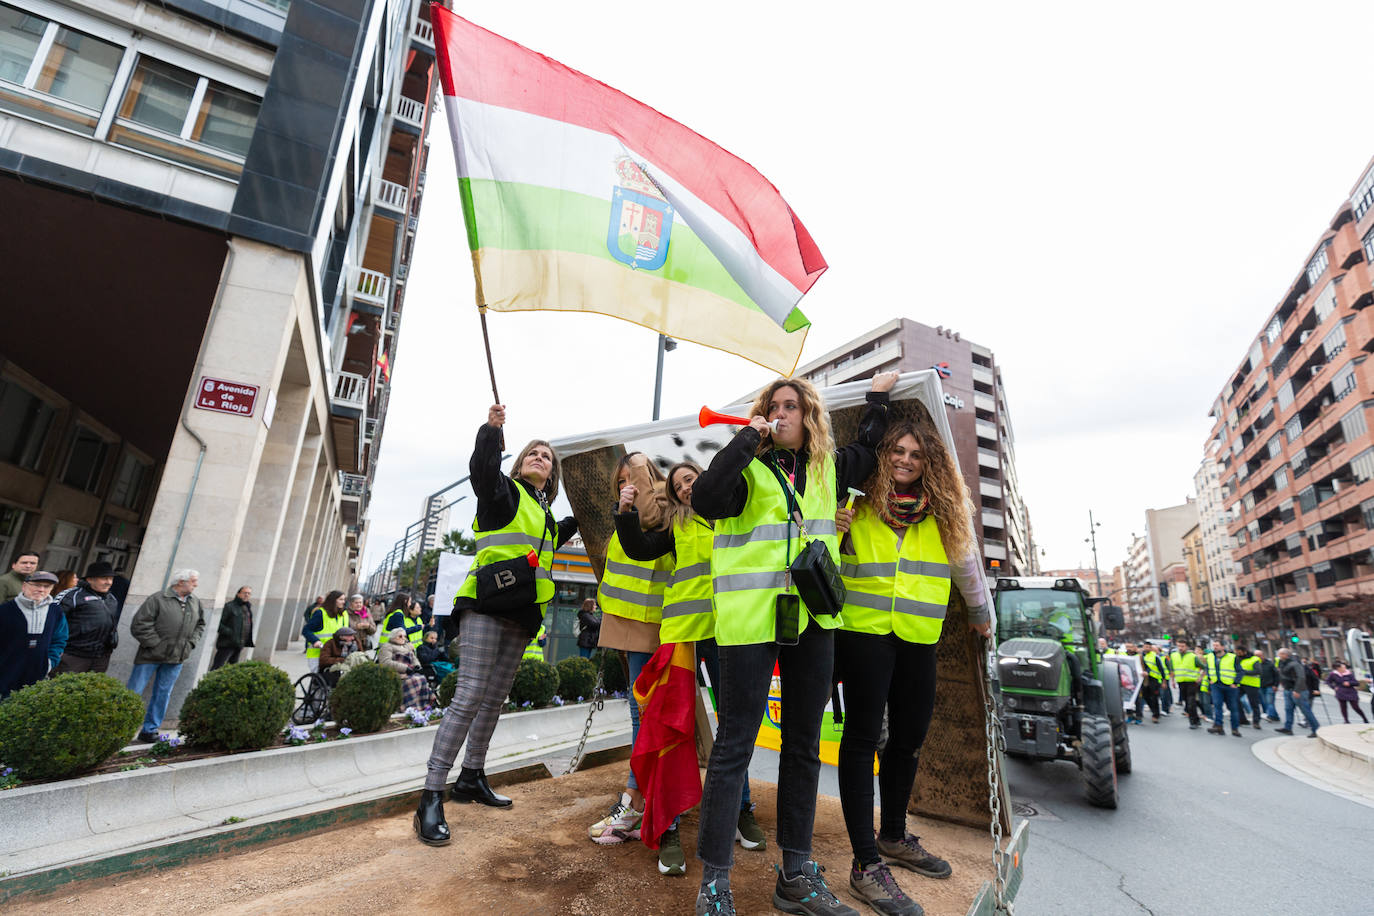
{"left": 766, "top": 458, "right": 845, "bottom": 619}
{"left": 474, "top": 502, "right": 553, "bottom": 616}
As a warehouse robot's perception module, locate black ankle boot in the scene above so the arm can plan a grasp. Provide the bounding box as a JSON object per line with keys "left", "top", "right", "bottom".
{"left": 414, "top": 789, "right": 451, "bottom": 846}
{"left": 449, "top": 766, "right": 512, "bottom": 808}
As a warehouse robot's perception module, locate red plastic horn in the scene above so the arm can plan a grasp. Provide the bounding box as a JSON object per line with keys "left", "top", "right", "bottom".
{"left": 698, "top": 406, "right": 779, "bottom": 431}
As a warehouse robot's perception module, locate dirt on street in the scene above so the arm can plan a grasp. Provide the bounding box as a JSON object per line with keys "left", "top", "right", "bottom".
{"left": 11, "top": 762, "right": 993, "bottom": 915}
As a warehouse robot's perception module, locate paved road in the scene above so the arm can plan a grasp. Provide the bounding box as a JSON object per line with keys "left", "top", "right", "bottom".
{"left": 1006, "top": 708, "right": 1373, "bottom": 915}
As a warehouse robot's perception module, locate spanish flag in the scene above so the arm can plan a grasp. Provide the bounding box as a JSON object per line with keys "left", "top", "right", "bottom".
{"left": 631, "top": 642, "right": 701, "bottom": 849}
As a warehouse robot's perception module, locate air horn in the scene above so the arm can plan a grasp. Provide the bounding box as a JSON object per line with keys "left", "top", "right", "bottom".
{"left": 698, "top": 406, "right": 779, "bottom": 432}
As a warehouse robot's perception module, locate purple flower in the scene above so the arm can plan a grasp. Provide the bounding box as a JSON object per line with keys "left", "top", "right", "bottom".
{"left": 339, "top": 727, "right": 352, "bottom": 737}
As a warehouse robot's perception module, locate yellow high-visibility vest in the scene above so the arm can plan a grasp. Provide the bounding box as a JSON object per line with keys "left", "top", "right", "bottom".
{"left": 838, "top": 505, "right": 951, "bottom": 645}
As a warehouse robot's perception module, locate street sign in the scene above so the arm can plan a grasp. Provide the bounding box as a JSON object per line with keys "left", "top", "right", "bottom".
{"left": 195, "top": 377, "right": 259, "bottom": 417}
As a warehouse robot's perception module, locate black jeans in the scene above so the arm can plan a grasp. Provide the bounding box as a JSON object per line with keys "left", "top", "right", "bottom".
{"left": 1239, "top": 685, "right": 1263, "bottom": 725}
{"left": 209, "top": 647, "right": 242, "bottom": 670}
{"left": 1137, "top": 680, "right": 1160, "bottom": 719}
{"left": 1179, "top": 681, "right": 1200, "bottom": 725}
{"left": 697, "top": 621, "right": 834, "bottom": 872}
{"left": 835, "top": 632, "right": 937, "bottom": 866}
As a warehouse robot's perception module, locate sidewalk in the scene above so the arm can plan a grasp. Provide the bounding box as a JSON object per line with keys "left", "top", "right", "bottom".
{"left": 1252, "top": 722, "right": 1374, "bottom": 809}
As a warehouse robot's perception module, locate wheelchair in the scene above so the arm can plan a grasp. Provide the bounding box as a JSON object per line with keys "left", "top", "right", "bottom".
{"left": 290, "top": 670, "right": 335, "bottom": 725}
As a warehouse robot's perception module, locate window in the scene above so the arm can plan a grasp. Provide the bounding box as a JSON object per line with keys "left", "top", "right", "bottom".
{"left": 1266, "top": 434, "right": 1282, "bottom": 460}
{"left": 61, "top": 425, "right": 108, "bottom": 493}
{"left": 1351, "top": 447, "right": 1374, "bottom": 483}
{"left": 109, "top": 55, "right": 260, "bottom": 178}
{"left": 1362, "top": 496, "right": 1374, "bottom": 530}
{"left": 1299, "top": 485, "right": 1318, "bottom": 513}
{"left": 1284, "top": 533, "right": 1303, "bottom": 558}
{"left": 1334, "top": 363, "right": 1358, "bottom": 400}
{"left": 1284, "top": 416, "right": 1303, "bottom": 442}
{"left": 1278, "top": 498, "right": 1295, "bottom": 524}
{"left": 1265, "top": 317, "right": 1282, "bottom": 344}
{"left": 1276, "top": 380, "right": 1295, "bottom": 412}
{"left": 1306, "top": 523, "right": 1324, "bottom": 551}
{"left": 1273, "top": 467, "right": 1288, "bottom": 493}
{"left": 108, "top": 452, "right": 150, "bottom": 509}
{"left": 1306, "top": 242, "right": 1331, "bottom": 287}
{"left": 0, "top": 378, "right": 56, "bottom": 470}
{"left": 1312, "top": 560, "right": 1335, "bottom": 589}
{"left": 1355, "top": 167, "right": 1374, "bottom": 222}
{"left": 0, "top": 4, "right": 122, "bottom": 134}
{"left": 1291, "top": 448, "right": 1309, "bottom": 478}
{"left": 1340, "top": 404, "right": 1368, "bottom": 443}
{"left": 1323, "top": 325, "right": 1347, "bottom": 361}
{"left": 1365, "top": 225, "right": 1374, "bottom": 265}
{"left": 1293, "top": 571, "right": 1309, "bottom": 593}
{"left": 1313, "top": 282, "right": 1337, "bottom": 324}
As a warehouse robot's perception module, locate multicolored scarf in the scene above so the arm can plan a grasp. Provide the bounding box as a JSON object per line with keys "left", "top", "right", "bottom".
{"left": 882, "top": 490, "right": 930, "bottom": 528}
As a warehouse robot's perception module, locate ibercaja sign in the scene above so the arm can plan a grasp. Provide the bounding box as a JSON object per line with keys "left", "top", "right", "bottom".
{"left": 195, "top": 376, "right": 259, "bottom": 417}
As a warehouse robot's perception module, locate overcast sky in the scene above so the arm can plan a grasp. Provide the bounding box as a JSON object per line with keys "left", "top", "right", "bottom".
{"left": 361, "top": 1, "right": 1374, "bottom": 583}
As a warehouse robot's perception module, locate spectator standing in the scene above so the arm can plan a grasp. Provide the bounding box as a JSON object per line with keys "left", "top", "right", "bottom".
{"left": 127, "top": 569, "right": 205, "bottom": 742}
{"left": 302, "top": 590, "right": 348, "bottom": 672}
{"left": 1326, "top": 661, "right": 1368, "bottom": 724}
{"left": 211, "top": 586, "right": 254, "bottom": 670}
{"left": 0, "top": 570, "right": 66, "bottom": 698}
{"left": 576, "top": 598, "right": 601, "bottom": 659}
{"left": 54, "top": 561, "right": 121, "bottom": 674}
{"left": 380, "top": 628, "right": 433, "bottom": 710}
{"left": 1275, "top": 647, "right": 1320, "bottom": 737}
{"left": 0, "top": 550, "right": 40, "bottom": 603}
{"left": 347, "top": 593, "right": 377, "bottom": 650}
{"left": 1255, "top": 648, "right": 1280, "bottom": 721}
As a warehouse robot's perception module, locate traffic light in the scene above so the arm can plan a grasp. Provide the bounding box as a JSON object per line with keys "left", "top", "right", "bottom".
{"left": 1159, "top": 582, "right": 1168, "bottom": 597}
{"left": 1290, "top": 633, "right": 1300, "bottom": 643}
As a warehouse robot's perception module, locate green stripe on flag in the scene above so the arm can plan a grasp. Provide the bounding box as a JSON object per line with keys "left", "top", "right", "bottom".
{"left": 461, "top": 177, "right": 803, "bottom": 323}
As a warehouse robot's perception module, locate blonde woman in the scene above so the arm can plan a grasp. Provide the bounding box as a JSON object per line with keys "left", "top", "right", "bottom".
{"left": 690, "top": 371, "right": 897, "bottom": 916}
{"left": 414, "top": 405, "right": 577, "bottom": 846}
{"left": 834, "top": 414, "right": 992, "bottom": 916}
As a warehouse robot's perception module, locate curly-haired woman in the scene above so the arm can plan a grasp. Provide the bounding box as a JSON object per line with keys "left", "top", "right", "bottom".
{"left": 833, "top": 412, "right": 993, "bottom": 916}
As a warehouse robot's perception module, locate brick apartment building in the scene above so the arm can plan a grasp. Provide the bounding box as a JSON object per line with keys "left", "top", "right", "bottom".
{"left": 1206, "top": 155, "right": 1374, "bottom": 660}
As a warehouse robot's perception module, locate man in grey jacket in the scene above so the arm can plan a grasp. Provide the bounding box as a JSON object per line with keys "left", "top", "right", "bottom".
{"left": 126, "top": 569, "right": 205, "bottom": 743}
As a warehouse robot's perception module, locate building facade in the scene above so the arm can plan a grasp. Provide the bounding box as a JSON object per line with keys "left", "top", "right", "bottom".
{"left": 794, "top": 318, "right": 1036, "bottom": 575}
{"left": 0, "top": 0, "right": 440, "bottom": 711}
{"left": 1039, "top": 566, "right": 1107, "bottom": 596}
{"left": 1182, "top": 523, "right": 1207, "bottom": 609}
{"left": 417, "top": 493, "right": 450, "bottom": 553}
{"left": 1206, "top": 155, "right": 1374, "bottom": 657}
{"left": 1193, "top": 442, "right": 1239, "bottom": 606}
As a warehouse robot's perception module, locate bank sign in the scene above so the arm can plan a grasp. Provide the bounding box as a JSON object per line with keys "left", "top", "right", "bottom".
{"left": 195, "top": 376, "right": 259, "bottom": 417}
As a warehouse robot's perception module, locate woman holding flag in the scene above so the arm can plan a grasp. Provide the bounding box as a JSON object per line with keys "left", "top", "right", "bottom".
{"left": 690, "top": 371, "right": 897, "bottom": 916}
{"left": 610, "top": 460, "right": 768, "bottom": 877}
{"left": 414, "top": 404, "right": 577, "bottom": 846}
{"left": 832, "top": 412, "right": 993, "bottom": 916}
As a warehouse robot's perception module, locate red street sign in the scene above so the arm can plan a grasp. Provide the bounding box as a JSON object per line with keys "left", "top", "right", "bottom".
{"left": 195, "top": 376, "right": 259, "bottom": 417}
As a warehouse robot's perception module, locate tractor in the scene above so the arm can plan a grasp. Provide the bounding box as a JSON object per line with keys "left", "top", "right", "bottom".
{"left": 991, "top": 576, "right": 1129, "bottom": 808}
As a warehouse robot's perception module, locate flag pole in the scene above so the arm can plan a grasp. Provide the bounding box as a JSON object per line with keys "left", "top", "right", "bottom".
{"left": 478, "top": 306, "right": 504, "bottom": 449}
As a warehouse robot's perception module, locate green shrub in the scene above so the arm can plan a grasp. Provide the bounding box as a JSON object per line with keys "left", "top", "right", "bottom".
{"left": 437, "top": 669, "right": 459, "bottom": 709}
{"left": 555, "top": 656, "right": 598, "bottom": 701}
{"left": 330, "top": 663, "right": 401, "bottom": 733}
{"left": 0, "top": 673, "right": 143, "bottom": 779}
{"left": 509, "top": 657, "right": 559, "bottom": 708}
{"left": 178, "top": 661, "right": 293, "bottom": 750}
{"left": 594, "top": 648, "right": 628, "bottom": 694}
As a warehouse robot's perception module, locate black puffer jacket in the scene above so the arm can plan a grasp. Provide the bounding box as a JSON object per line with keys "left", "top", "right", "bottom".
{"left": 59, "top": 583, "right": 121, "bottom": 658}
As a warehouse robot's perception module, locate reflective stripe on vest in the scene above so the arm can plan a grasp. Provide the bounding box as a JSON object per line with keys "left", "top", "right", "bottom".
{"left": 523, "top": 625, "right": 546, "bottom": 660}
{"left": 1143, "top": 653, "right": 1166, "bottom": 681}
{"left": 712, "top": 454, "right": 840, "bottom": 646}
{"left": 839, "top": 507, "right": 951, "bottom": 644}
{"left": 306, "top": 610, "right": 349, "bottom": 658}
{"left": 1171, "top": 650, "right": 1199, "bottom": 682}
{"left": 458, "top": 481, "right": 557, "bottom": 606}
{"left": 1207, "top": 652, "right": 1238, "bottom": 686}
{"left": 660, "top": 517, "right": 716, "bottom": 643}
{"left": 1239, "top": 655, "right": 1260, "bottom": 688}
{"left": 599, "top": 531, "right": 674, "bottom": 625}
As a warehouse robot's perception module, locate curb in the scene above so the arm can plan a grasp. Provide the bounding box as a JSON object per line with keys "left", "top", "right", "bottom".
{"left": 1251, "top": 734, "right": 1374, "bottom": 811}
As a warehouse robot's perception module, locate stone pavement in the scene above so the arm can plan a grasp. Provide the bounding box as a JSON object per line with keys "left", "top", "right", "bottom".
{"left": 1251, "top": 721, "right": 1374, "bottom": 809}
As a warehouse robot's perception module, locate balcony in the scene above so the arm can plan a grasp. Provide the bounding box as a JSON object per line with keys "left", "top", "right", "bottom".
{"left": 412, "top": 17, "right": 434, "bottom": 48}
{"left": 972, "top": 364, "right": 993, "bottom": 386}
{"left": 981, "top": 508, "right": 1005, "bottom": 529}
{"left": 813, "top": 339, "right": 902, "bottom": 387}
{"left": 330, "top": 372, "right": 368, "bottom": 473}
{"left": 351, "top": 266, "right": 391, "bottom": 315}
{"left": 365, "top": 417, "right": 379, "bottom": 442}
{"left": 339, "top": 471, "right": 367, "bottom": 498}
{"left": 375, "top": 177, "right": 408, "bottom": 216}
{"left": 395, "top": 95, "right": 424, "bottom": 131}
{"left": 983, "top": 539, "right": 1007, "bottom": 561}
{"left": 976, "top": 419, "right": 997, "bottom": 441}
{"left": 977, "top": 447, "right": 1000, "bottom": 469}
{"left": 979, "top": 479, "right": 1003, "bottom": 499}
{"left": 974, "top": 392, "right": 995, "bottom": 413}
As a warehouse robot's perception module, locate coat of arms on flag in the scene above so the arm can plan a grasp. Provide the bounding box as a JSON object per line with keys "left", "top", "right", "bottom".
{"left": 608, "top": 157, "right": 673, "bottom": 271}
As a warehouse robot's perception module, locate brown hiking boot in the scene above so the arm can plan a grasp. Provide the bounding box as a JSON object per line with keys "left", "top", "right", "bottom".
{"left": 876, "top": 834, "right": 951, "bottom": 879}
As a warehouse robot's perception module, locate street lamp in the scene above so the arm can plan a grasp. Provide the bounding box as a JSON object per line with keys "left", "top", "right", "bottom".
{"left": 652, "top": 335, "right": 677, "bottom": 420}
{"left": 1085, "top": 510, "right": 1104, "bottom": 597}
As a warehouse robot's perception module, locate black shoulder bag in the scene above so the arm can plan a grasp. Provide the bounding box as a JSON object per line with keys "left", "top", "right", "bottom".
{"left": 474, "top": 500, "right": 554, "bottom": 617}
{"left": 766, "top": 457, "right": 845, "bottom": 618}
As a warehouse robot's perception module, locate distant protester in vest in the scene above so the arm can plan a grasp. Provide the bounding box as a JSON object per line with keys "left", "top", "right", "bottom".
{"left": 831, "top": 411, "right": 991, "bottom": 916}
{"left": 211, "top": 585, "right": 254, "bottom": 670}
{"left": 612, "top": 459, "right": 767, "bottom": 870}
{"left": 414, "top": 404, "right": 577, "bottom": 847}
{"left": 383, "top": 599, "right": 426, "bottom": 651}
{"left": 53, "top": 560, "right": 121, "bottom": 674}
{"left": 302, "top": 591, "right": 348, "bottom": 673}
{"left": 1170, "top": 640, "right": 1203, "bottom": 729}
{"left": 689, "top": 370, "right": 897, "bottom": 916}
{"left": 0, "top": 570, "right": 66, "bottom": 698}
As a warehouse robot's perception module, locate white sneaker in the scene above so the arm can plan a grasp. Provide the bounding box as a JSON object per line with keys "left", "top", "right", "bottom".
{"left": 588, "top": 792, "right": 642, "bottom": 844}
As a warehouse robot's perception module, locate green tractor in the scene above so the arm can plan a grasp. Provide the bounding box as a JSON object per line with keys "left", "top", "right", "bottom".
{"left": 992, "top": 576, "right": 1129, "bottom": 808}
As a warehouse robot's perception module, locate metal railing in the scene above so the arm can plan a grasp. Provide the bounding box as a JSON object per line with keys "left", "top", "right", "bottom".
{"left": 412, "top": 18, "right": 434, "bottom": 45}
{"left": 395, "top": 95, "right": 424, "bottom": 128}
{"left": 365, "top": 417, "right": 379, "bottom": 441}
{"left": 354, "top": 267, "right": 390, "bottom": 306}
{"left": 376, "top": 177, "right": 408, "bottom": 212}
{"left": 333, "top": 371, "right": 368, "bottom": 409}
{"left": 339, "top": 472, "right": 367, "bottom": 497}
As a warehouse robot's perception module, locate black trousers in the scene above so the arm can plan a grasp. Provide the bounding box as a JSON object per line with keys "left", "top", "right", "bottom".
{"left": 835, "top": 631, "right": 937, "bottom": 867}
{"left": 1239, "top": 685, "right": 1263, "bottom": 725}
{"left": 1178, "top": 681, "right": 1200, "bottom": 725}
{"left": 1137, "top": 680, "right": 1160, "bottom": 719}
{"left": 209, "top": 647, "right": 242, "bottom": 670}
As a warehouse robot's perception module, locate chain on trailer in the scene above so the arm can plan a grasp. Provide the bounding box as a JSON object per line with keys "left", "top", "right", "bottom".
{"left": 981, "top": 639, "right": 1013, "bottom": 915}
{"left": 563, "top": 670, "right": 606, "bottom": 775}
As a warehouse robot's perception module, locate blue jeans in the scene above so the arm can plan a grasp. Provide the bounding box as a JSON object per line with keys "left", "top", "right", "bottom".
{"left": 1212, "top": 684, "right": 1241, "bottom": 730}
{"left": 1260, "top": 686, "right": 1278, "bottom": 719}
{"left": 127, "top": 662, "right": 184, "bottom": 734}
{"left": 577, "top": 646, "right": 593, "bottom": 658}
{"left": 1283, "top": 690, "right": 1319, "bottom": 733}
{"left": 625, "top": 650, "right": 652, "bottom": 791}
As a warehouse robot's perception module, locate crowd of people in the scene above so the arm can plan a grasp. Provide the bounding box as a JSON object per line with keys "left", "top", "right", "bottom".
{"left": 1102, "top": 638, "right": 1372, "bottom": 738}
{"left": 409, "top": 370, "right": 1003, "bottom": 916}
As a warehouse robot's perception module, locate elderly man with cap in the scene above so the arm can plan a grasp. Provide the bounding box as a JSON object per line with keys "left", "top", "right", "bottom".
{"left": 0, "top": 570, "right": 67, "bottom": 698}
{"left": 127, "top": 569, "right": 205, "bottom": 743}
{"left": 54, "top": 561, "right": 122, "bottom": 674}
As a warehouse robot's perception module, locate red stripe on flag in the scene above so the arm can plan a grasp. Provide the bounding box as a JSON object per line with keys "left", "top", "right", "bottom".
{"left": 429, "top": 4, "right": 825, "bottom": 297}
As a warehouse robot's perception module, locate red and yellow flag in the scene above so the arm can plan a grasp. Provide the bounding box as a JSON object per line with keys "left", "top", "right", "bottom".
{"left": 631, "top": 642, "right": 701, "bottom": 849}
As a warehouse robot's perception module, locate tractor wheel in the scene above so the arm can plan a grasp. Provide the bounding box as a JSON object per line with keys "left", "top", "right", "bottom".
{"left": 1112, "top": 719, "right": 1132, "bottom": 775}
{"left": 1081, "top": 713, "right": 1118, "bottom": 809}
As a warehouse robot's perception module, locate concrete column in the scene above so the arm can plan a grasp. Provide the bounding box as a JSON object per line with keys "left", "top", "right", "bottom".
{"left": 260, "top": 431, "right": 323, "bottom": 654}
{"left": 296, "top": 462, "right": 334, "bottom": 614}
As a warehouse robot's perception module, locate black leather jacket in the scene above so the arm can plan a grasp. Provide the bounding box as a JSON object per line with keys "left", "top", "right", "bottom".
{"left": 59, "top": 583, "right": 121, "bottom": 657}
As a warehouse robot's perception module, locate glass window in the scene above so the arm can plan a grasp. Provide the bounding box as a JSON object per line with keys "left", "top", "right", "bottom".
{"left": 1334, "top": 363, "right": 1358, "bottom": 400}
{"left": 1278, "top": 498, "right": 1295, "bottom": 524}
{"left": 1276, "top": 380, "right": 1294, "bottom": 412}
{"left": 1266, "top": 434, "right": 1282, "bottom": 460}
{"left": 0, "top": 8, "right": 121, "bottom": 134}
{"left": 193, "top": 82, "right": 257, "bottom": 155}
{"left": 1340, "top": 404, "right": 1368, "bottom": 442}
{"left": 1365, "top": 225, "right": 1374, "bottom": 266}
{"left": 1351, "top": 447, "right": 1374, "bottom": 483}
{"left": 1285, "top": 416, "right": 1303, "bottom": 441}
{"left": 108, "top": 452, "right": 150, "bottom": 509}
{"left": 1306, "top": 242, "right": 1330, "bottom": 288}
{"left": 0, "top": 378, "right": 56, "bottom": 470}
{"left": 119, "top": 56, "right": 195, "bottom": 134}
{"left": 1273, "top": 467, "right": 1288, "bottom": 493}
{"left": 1323, "top": 326, "right": 1347, "bottom": 361}
{"left": 1355, "top": 167, "right": 1374, "bottom": 222}
{"left": 61, "top": 425, "right": 108, "bottom": 493}
{"left": 1291, "top": 448, "right": 1309, "bottom": 478}
{"left": 1284, "top": 533, "right": 1303, "bottom": 558}
{"left": 1298, "top": 485, "right": 1317, "bottom": 513}
{"left": 1265, "top": 317, "right": 1282, "bottom": 345}
{"left": 1313, "top": 282, "right": 1337, "bottom": 324}
{"left": 994, "top": 588, "right": 1085, "bottom": 644}
{"left": 1362, "top": 497, "right": 1374, "bottom": 531}
{"left": 1312, "top": 560, "right": 1335, "bottom": 589}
